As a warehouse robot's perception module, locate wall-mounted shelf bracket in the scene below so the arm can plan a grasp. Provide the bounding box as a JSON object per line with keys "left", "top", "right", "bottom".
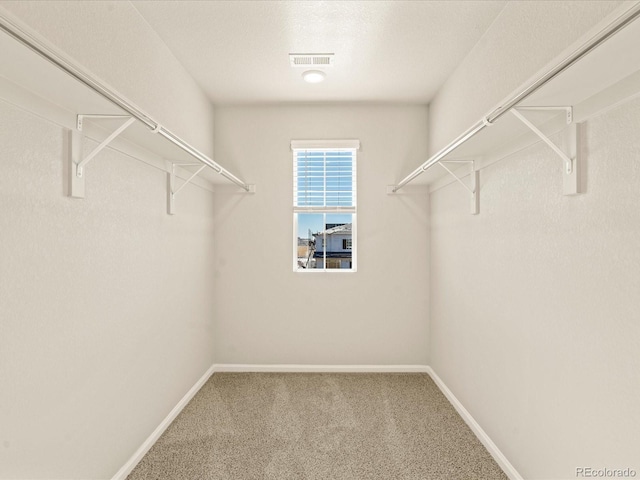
{"left": 69, "top": 115, "right": 136, "bottom": 198}
{"left": 167, "top": 162, "right": 206, "bottom": 215}
{"left": 511, "top": 107, "right": 581, "bottom": 195}
{"left": 438, "top": 160, "right": 479, "bottom": 215}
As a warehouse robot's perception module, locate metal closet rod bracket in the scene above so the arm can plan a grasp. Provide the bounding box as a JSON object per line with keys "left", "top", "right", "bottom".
{"left": 69, "top": 114, "right": 136, "bottom": 198}
{"left": 167, "top": 163, "right": 256, "bottom": 215}
{"left": 167, "top": 162, "right": 206, "bottom": 215}
{"left": 438, "top": 160, "right": 480, "bottom": 215}
{"left": 510, "top": 106, "right": 581, "bottom": 195}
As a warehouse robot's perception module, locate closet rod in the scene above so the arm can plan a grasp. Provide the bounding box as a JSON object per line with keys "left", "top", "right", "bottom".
{"left": 392, "top": 2, "right": 640, "bottom": 193}
{"left": 0, "top": 13, "right": 250, "bottom": 192}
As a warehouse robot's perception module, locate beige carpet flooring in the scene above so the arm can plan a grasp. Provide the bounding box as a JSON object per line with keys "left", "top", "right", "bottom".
{"left": 127, "top": 373, "right": 508, "bottom": 480}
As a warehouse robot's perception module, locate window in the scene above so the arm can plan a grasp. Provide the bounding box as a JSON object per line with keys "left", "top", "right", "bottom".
{"left": 292, "top": 140, "right": 358, "bottom": 272}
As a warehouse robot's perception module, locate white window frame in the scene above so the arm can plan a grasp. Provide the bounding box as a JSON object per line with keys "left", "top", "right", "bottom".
{"left": 292, "top": 139, "right": 359, "bottom": 273}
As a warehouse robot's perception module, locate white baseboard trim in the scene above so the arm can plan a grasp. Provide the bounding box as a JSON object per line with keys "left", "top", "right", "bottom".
{"left": 425, "top": 366, "right": 523, "bottom": 480}
{"left": 213, "top": 364, "right": 430, "bottom": 373}
{"left": 111, "top": 363, "right": 216, "bottom": 480}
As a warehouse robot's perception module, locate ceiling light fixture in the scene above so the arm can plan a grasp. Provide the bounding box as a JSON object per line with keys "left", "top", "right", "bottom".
{"left": 302, "top": 70, "right": 326, "bottom": 84}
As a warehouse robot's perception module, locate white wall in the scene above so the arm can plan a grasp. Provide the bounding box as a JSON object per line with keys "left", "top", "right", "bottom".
{"left": 0, "top": 100, "right": 217, "bottom": 479}
{"left": 430, "top": 96, "right": 640, "bottom": 480}
{"left": 0, "top": 2, "right": 219, "bottom": 478}
{"left": 428, "top": 2, "right": 640, "bottom": 478}
{"left": 213, "top": 105, "right": 429, "bottom": 366}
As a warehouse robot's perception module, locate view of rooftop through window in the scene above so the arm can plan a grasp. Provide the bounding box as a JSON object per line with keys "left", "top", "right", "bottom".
{"left": 293, "top": 146, "right": 357, "bottom": 271}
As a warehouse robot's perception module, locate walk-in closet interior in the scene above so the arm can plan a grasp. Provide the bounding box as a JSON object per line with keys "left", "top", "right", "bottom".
{"left": 1, "top": 1, "right": 639, "bottom": 479}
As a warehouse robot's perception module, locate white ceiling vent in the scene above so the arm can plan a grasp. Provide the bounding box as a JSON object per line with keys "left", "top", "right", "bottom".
{"left": 289, "top": 53, "right": 334, "bottom": 68}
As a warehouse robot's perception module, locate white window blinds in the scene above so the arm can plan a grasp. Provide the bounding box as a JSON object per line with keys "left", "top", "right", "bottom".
{"left": 292, "top": 140, "right": 358, "bottom": 212}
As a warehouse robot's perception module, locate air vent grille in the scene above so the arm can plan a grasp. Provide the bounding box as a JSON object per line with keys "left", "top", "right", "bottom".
{"left": 289, "top": 53, "right": 334, "bottom": 67}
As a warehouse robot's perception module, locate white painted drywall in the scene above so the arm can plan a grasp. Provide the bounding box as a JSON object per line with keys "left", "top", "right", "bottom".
{"left": 0, "top": 2, "right": 220, "bottom": 476}
{"left": 428, "top": 3, "right": 640, "bottom": 478}
{"left": 212, "top": 105, "right": 429, "bottom": 365}
{"left": 0, "top": 99, "right": 217, "bottom": 479}
{"left": 430, "top": 97, "right": 640, "bottom": 480}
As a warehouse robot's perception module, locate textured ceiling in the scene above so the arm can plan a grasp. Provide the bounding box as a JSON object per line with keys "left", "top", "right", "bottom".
{"left": 131, "top": 0, "right": 506, "bottom": 105}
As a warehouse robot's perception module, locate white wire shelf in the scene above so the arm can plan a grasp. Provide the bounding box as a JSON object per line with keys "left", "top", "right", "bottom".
{"left": 390, "top": 3, "right": 640, "bottom": 204}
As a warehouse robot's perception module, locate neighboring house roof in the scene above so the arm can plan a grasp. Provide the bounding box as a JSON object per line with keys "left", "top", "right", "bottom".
{"left": 313, "top": 223, "right": 352, "bottom": 236}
